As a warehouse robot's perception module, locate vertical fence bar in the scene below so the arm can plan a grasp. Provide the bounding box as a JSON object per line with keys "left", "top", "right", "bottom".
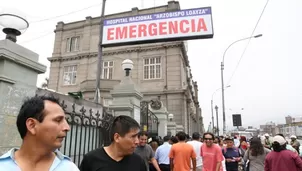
{"left": 77, "top": 113, "right": 84, "bottom": 167}
{"left": 68, "top": 104, "right": 76, "bottom": 159}
{"left": 83, "top": 118, "right": 88, "bottom": 160}
{"left": 60, "top": 100, "right": 114, "bottom": 167}
{"left": 87, "top": 110, "right": 92, "bottom": 152}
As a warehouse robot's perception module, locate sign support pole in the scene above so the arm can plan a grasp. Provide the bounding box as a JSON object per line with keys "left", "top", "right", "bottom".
{"left": 94, "top": 0, "right": 107, "bottom": 103}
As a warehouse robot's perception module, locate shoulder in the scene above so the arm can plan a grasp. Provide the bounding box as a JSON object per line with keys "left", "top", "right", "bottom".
{"left": 81, "top": 148, "right": 104, "bottom": 161}
{"left": 129, "top": 153, "right": 145, "bottom": 163}
{"left": 145, "top": 144, "right": 153, "bottom": 150}
{"left": 0, "top": 148, "right": 17, "bottom": 168}
{"left": 264, "top": 147, "right": 271, "bottom": 153}
{"left": 60, "top": 160, "right": 79, "bottom": 171}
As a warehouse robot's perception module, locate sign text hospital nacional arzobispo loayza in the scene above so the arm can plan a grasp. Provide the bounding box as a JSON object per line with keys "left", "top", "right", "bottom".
{"left": 102, "top": 7, "right": 213, "bottom": 47}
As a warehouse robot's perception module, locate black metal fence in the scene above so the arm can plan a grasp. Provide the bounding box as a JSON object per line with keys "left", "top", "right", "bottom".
{"left": 140, "top": 101, "right": 159, "bottom": 137}
{"left": 60, "top": 100, "right": 114, "bottom": 166}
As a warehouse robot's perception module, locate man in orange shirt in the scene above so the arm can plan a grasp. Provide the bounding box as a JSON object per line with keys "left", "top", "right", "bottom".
{"left": 169, "top": 132, "right": 196, "bottom": 171}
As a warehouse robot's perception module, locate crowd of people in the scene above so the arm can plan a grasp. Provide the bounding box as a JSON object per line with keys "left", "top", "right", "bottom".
{"left": 0, "top": 95, "right": 302, "bottom": 171}
{"left": 140, "top": 132, "right": 302, "bottom": 171}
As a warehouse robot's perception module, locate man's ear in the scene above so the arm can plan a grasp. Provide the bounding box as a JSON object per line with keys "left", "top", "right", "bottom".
{"left": 113, "top": 133, "right": 121, "bottom": 143}
{"left": 26, "top": 118, "right": 38, "bottom": 136}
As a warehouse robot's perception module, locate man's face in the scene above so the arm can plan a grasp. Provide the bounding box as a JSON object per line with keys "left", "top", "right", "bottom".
{"left": 291, "top": 138, "right": 296, "bottom": 141}
{"left": 214, "top": 138, "right": 218, "bottom": 144}
{"left": 116, "top": 128, "right": 139, "bottom": 155}
{"left": 139, "top": 135, "right": 148, "bottom": 146}
{"left": 265, "top": 136, "right": 269, "bottom": 139}
{"left": 204, "top": 134, "right": 214, "bottom": 147}
{"left": 34, "top": 100, "right": 70, "bottom": 150}
{"left": 226, "top": 140, "right": 234, "bottom": 148}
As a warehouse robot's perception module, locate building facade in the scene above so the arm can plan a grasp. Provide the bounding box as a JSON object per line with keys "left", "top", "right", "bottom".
{"left": 47, "top": 1, "right": 204, "bottom": 134}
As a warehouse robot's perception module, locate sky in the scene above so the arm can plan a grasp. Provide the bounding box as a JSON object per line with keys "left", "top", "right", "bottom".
{"left": 1, "top": 0, "right": 301, "bottom": 131}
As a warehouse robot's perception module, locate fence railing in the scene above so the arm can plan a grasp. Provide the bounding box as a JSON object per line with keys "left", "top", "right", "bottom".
{"left": 60, "top": 100, "right": 114, "bottom": 166}
{"left": 140, "top": 101, "right": 159, "bottom": 136}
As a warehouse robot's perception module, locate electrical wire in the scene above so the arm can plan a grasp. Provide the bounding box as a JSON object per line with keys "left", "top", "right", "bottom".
{"left": 19, "top": 31, "right": 53, "bottom": 44}
{"left": 227, "top": 0, "right": 270, "bottom": 85}
{"left": 19, "top": 3, "right": 102, "bottom": 44}
{"left": 29, "top": 3, "right": 101, "bottom": 23}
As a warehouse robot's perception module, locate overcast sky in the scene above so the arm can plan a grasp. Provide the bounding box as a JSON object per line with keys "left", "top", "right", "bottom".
{"left": 1, "top": 0, "right": 301, "bottom": 131}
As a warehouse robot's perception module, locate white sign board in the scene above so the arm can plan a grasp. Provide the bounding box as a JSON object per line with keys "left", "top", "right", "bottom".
{"left": 102, "top": 7, "right": 213, "bottom": 47}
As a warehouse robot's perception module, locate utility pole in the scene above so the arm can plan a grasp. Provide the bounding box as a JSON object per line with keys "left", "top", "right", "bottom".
{"left": 215, "top": 105, "right": 219, "bottom": 136}
{"left": 221, "top": 62, "right": 226, "bottom": 135}
{"left": 94, "top": 0, "right": 107, "bottom": 103}
{"left": 211, "top": 100, "right": 214, "bottom": 132}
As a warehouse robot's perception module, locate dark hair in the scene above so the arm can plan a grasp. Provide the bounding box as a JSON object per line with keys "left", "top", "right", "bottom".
{"left": 249, "top": 137, "right": 264, "bottom": 156}
{"left": 17, "top": 95, "right": 60, "bottom": 139}
{"left": 176, "top": 131, "right": 187, "bottom": 141}
{"left": 276, "top": 133, "right": 285, "bottom": 138}
{"left": 138, "top": 131, "right": 148, "bottom": 138}
{"left": 163, "top": 136, "right": 170, "bottom": 142}
{"left": 170, "top": 136, "right": 178, "bottom": 144}
{"left": 192, "top": 132, "right": 200, "bottom": 140}
{"left": 272, "top": 142, "right": 286, "bottom": 152}
{"left": 203, "top": 132, "right": 215, "bottom": 140}
{"left": 109, "top": 115, "right": 140, "bottom": 142}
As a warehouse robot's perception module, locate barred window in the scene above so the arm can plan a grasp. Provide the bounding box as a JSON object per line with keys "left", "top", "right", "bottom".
{"left": 102, "top": 61, "right": 114, "bottom": 79}
{"left": 63, "top": 65, "right": 77, "bottom": 85}
{"left": 66, "top": 36, "right": 80, "bottom": 52}
{"left": 144, "top": 57, "right": 161, "bottom": 79}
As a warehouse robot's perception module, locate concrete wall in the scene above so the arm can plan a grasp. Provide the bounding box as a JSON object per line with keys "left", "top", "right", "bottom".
{"left": 0, "top": 39, "right": 46, "bottom": 155}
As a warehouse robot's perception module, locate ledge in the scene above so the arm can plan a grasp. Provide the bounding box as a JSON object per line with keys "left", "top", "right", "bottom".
{"left": 48, "top": 42, "right": 183, "bottom": 62}
{"left": 0, "top": 75, "right": 16, "bottom": 84}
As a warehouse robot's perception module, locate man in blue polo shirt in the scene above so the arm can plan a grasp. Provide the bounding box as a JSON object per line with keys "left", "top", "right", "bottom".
{"left": 222, "top": 136, "right": 242, "bottom": 171}
{"left": 0, "top": 95, "right": 78, "bottom": 171}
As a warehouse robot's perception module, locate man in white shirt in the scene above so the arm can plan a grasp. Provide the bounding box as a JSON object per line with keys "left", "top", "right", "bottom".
{"left": 187, "top": 132, "right": 203, "bottom": 171}
{"left": 155, "top": 136, "right": 172, "bottom": 171}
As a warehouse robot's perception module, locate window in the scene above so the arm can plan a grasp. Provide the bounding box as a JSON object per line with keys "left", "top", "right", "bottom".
{"left": 102, "top": 61, "right": 114, "bottom": 79}
{"left": 63, "top": 65, "right": 77, "bottom": 85}
{"left": 66, "top": 36, "right": 80, "bottom": 52}
{"left": 144, "top": 57, "right": 161, "bottom": 79}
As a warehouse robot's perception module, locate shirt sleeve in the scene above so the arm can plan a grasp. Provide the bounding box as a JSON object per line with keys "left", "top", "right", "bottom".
{"left": 169, "top": 146, "right": 174, "bottom": 158}
{"left": 243, "top": 149, "right": 249, "bottom": 161}
{"left": 293, "top": 153, "right": 302, "bottom": 169}
{"left": 191, "top": 146, "right": 197, "bottom": 158}
{"left": 149, "top": 145, "right": 155, "bottom": 159}
{"left": 79, "top": 154, "right": 89, "bottom": 171}
{"left": 154, "top": 148, "right": 159, "bottom": 160}
{"left": 216, "top": 146, "right": 224, "bottom": 162}
{"left": 264, "top": 156, "right": 270, "bottom": 171}
{"left": 140, "top": 156, "right": 148, "bottom": 171}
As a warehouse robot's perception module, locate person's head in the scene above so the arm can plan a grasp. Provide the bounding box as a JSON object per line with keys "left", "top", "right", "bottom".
{"left": 224, "top": 136, "right": 234, "bottom": 148}
{"left": 150, "top": 141, "right": 158, "bottom": 152}
{"left": 203, "top": 132, "right": 215, "bottom": 147}
{"left": 290, "top": 135, "right": 297, "bottom": 141}
{"left": 138, "top": 131, "right": 148, "bottom": 146}
{"left": 249, "top": 136, "right": 264, "bottom": 156}
{"left": 264, "top": 133, "right": 269, "bottom": 139}
{"left": 192, "top": 132, "right": 200, "bottom": 141}
{"left": 170, "top": 136, "right": 178, "bottom": 144}
{"left": 17, "top": 95, "right": 70, "bottom": 151}
{"left": 214, "top": 137, "right": 219, "bottom": 144}
{"left": 176, "top": 131, "right": 187, "bottom": 141}
{"left": 109, "top": 115, "right": 140, "bottom": 155}
{"left": 271, "top": 135, "right": 287, "bottom": 152}
{"left": 240, "top": 136, "right": 247, "bottom": 142}
{"left": 163, "top": 135, "right": 170, "bottom": 142}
